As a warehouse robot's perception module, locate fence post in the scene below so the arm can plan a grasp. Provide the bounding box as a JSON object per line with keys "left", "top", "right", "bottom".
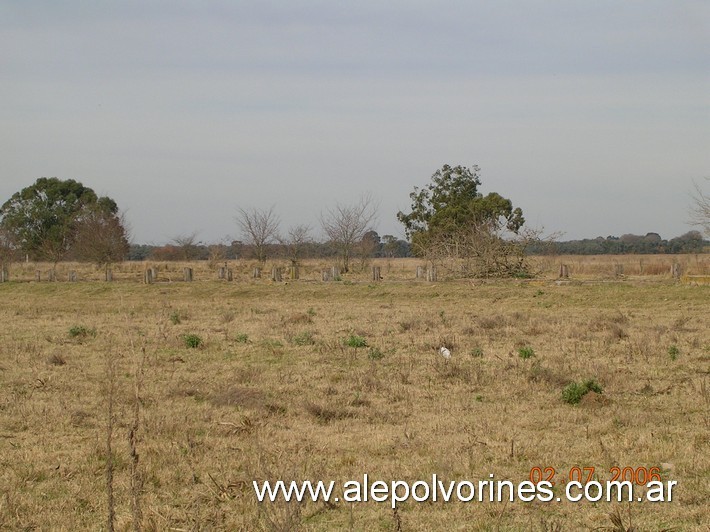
{"left": 105, "top": 269, "right": 113, "bottom": 282}
{"left": 218, "top": 266, "right": 226, "bottom": 280}
{"left": 253, "top": 267, "right": 261, "bottom": 279}
{"left": 331, "top": 266, "right": 340, "bottom": 281}
{"left": 416, "top": 265, "right": 424, "bottom": 279}
{"left": 559, "top": 264, "right": 569, "bottom": 278}
{"left": 226, "top": 269, "right": 233, "bottom": 281}
{"left": 69, "top": 271, "right": 77, "bottom": 282}
{"left": 0, "top": 266, "right": 7, "bottom": 283}
{"left": 426, "top": 266, "right": 438, "bottom": 282}
{"left": 322, "top": 269, "right": 331, "bottom": 282}
{"left": 290, "top": 265, "right": 299, "bottom": 280}
{"left": 48, "top": 269, "right": 56, "bottom": 282}
{"left": 183, "top": 267, "right": 193, "bottom": 282}
{"left": 271, "top": 267, "right": 282, "bottom": 282}
{"left": 144, "top": 269, "right": 153, "bottom": 284}
{"left": 671, "top": 263, "right": 681, "bottom": 281}
{"left": 372, "top": 266, "right": 381, "bottom": 281}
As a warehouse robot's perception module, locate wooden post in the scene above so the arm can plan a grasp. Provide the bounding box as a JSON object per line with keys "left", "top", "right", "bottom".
{"left": 290, "top": 265, "right": 299, "bottom": 280}
{"left": 671, "top": 263, "right": 681, "bottom": 280}
{"left": 416, "top": 265, "right": 424, "bottom": 279}
{"left": 150, "top": 267, "right": 157, "bottom": 281}
{"left": 271, "top": 267, "right": 282, "bottom": 282}
{"left": 559, "top": 264, "right": 569, "bottom": 279}
{"left": 218, "top": 266, "right": 226, "bottom": 280}
{"left": 48, "top": 269, "right": 56, "bottom": 282}
{"left": 253, "top": 267, "right": 261, "bottom": 279}
{"left": 426, "top": 266, "right": 437, "bottom": 282}
{"left": 35, "top": 270, "right": 41, "bottom": 282}
{"left": 372, "top": 266, "right": 381, "bottom": 281}
{"left": 226, "top": 269, "right": 233, "bottom": 281}
{"left": 0, "top": 266, "right": 7, "bottom": 283}
{"left": 183, "top": 267, "right": 193, "bottom": 282}
{"left": 69, "top": 271, "right": 77, "bottom": 282}
{"left": 105, "top": 269, "right": 113, "bottom": 282}
{"left": 144, "top": 269, "right": 153, "bottom": 284}
{"left": 322, "top": 269, "right": 331, "bottom": 282}
{"left": 331, "top": 266, "right": 340, "bottom": 281}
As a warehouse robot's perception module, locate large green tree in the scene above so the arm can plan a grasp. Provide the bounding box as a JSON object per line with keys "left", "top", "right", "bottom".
{"left": 397, "top": 164, "right": 527, "bottom": 277}
{"left": 0, "top": 177, "right": 127, "bottom": 263}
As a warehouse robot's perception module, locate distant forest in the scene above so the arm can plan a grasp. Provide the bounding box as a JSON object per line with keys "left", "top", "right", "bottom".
{"left": 127, "top": 230, "right": 708, "bottom": 261}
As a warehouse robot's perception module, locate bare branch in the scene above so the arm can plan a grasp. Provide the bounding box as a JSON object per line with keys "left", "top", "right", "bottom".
{"left": 320, "top": 193, "right": 379, "bottom": 272}
{"left": 236, "top": 206, "right": 281, "bottom": 263}
{"left": 170, "top": 232, "right": 201, "bottom": 261}
{"left": 285, "top": 224, "right": 312, "bottom": 264}
{"left": 689, "top": 178, "right": 710, "bottom": 237}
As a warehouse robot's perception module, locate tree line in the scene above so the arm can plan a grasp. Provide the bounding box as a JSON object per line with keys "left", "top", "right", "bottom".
{"left": 1, "top": 170, "right": 708, "bottom": 278}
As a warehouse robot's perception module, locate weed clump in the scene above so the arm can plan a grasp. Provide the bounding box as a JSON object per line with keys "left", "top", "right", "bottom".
{"left": 183, "top": 334, "right": 203, "bottom": 349}
{"left": 344, "top": 334, "right": 367, "bottom": 348}
{"left": 518, "top": 346, "right": 535, "bottom": 359}
{"left": 68, "top": 325, "right": 96, "bottom": 339}
{"left": 562, "top": 378, "right": 604, "bottom": 405}
{"left": 668, "top": 345, "right": 679, "bottom": 361}
{"left": 235, "top": 333, "right": 249, "bottom": 344}
{"left": 169, "top": 311, "right": 181, "bottom": 325}
{"left": 470, "top": 347, "right": 484, "bottom": 358}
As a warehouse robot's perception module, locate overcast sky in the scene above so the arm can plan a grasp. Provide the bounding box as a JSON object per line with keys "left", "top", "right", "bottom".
{"left": 1, "top": 1, "right": 708, "bottom": 244}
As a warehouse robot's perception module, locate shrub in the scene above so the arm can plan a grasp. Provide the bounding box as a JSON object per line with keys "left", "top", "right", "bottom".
{"left": 169, "top": 311, "right": 181, "bottom": 325}
{"left": 518, "top": 346, "right": 535, "bottom": 359}
{"left": 183, "top": 334, "right": 203, "bottom": 349}
{"left": 562, "top": 378, "right": 604, "bottom": 405}
{"left": 235, "top": 333, "right": 249, "bottom": 344}
{"left": 344, "top": 334, "right": 368, "bottom": 348}
{"left": 562, "top": 382, "right": 586, "bottom": 405}
{"left": 68, "top": 326, "right": 96, "bottom": 339}
{"left": 470, "top": 347, "right": 484, "bottom": 358}
{"left": 668, "top": 345, "right": 679, "bottom": 361}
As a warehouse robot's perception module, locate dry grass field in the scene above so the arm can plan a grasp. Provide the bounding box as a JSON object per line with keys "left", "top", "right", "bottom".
{"left": 0, "top": 256, "right": 708, "bottom": 531}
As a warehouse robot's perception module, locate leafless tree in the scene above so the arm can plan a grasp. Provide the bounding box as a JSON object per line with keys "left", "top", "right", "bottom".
{"left": 689, "top": 178, "right": 710, "bottom": 237}
{"left": 320, "top": 193, "right": 378, "bottom": 272}
{"left": 171, "top": 232, "right": 202, "bottom": 260}
{"left": 285, "top": 224, "right": 311, "bottom": 265}
{"left": 236, "top": 206, "right": 281, "bottom": 263}
{"left": 73, "top": 209, "right": 130, "bottom": 272}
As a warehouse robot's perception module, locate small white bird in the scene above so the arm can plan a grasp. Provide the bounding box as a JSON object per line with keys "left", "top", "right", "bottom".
{"left": 439, "top": 346, "right": 451, "bottom": 360}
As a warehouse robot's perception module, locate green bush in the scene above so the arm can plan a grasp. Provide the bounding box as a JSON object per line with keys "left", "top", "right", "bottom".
{"left": 518, "top": 346, "right": 535, "bottom": 359}
{"left": 183, "top": 334, "right": 203, "bottom": 349}
{"left": 561, "top": 382, "right": 586, "bottom": 405}
{"left": 344, "top": 334, "right": 368, "bottom": 348}
{"left": 235, "top": 333, "right": 249, "bottom": 344}
{"left": 562, "top": 378, "right": 604, "bottom": 405}
{"left": 668, "top": 345, "right": 679, "bottom": 361}
{"left": 68, "top": 325, "right": 96, "bottom": 339}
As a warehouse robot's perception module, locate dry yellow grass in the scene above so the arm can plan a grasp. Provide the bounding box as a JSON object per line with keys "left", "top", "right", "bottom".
{"left": 0, "top": 257, "right": 708, "bottom": 530}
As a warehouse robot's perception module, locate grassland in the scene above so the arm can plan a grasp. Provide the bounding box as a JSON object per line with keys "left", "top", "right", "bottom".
{"left": 0, "top": 257, "right": 708, "bottom": 530}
